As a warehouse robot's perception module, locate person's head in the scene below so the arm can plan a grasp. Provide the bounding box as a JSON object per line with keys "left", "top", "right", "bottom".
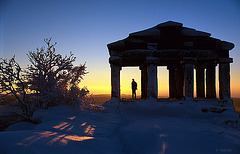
{"left": 132, "top": 79, "right": 134, "bottom": 81}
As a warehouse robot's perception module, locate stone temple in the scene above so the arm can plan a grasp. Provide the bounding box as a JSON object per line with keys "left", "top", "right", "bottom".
{"left": 107, "top": 21, "right": 234, "bottom": 102}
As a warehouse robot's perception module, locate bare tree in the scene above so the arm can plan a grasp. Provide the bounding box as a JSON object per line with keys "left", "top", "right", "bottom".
{"left": 0, "top": 56, "right": 31, "bottom": 118}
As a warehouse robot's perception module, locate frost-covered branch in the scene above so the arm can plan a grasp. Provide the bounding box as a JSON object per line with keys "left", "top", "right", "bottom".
{"left": 0, "top": 57, "right": 31, "bottom": 117}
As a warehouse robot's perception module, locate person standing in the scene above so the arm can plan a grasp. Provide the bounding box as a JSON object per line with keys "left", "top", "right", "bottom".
{"left": 131, "top": 79, "right": 137, "bottom": 99}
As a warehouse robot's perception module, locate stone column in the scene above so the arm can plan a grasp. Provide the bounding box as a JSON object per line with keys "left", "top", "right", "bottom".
{"left": 168, "top": 65, "right": 176, "bottom": 98}
{"left": 219, "top": 58, "right": 232, "bottom": 100}
{"left": 140, "top": 65, "right": 148, "bottom": 99}
{"left": 147, "top": 64, "right": 158, "bottom": 99}
{"left": 206, "top": 61, "right": 216, "bottom": 99}
{"left": 183, "top": 60, "right": 194, "bottom": 100}
{"left": 196, "top": 64, "right": 205, "bottom": 98}
{"left": 111, "top": 64, "right": 121, "bottom": 99}
{"left": 175, "top": 65, "right": 184, "bottom": 99}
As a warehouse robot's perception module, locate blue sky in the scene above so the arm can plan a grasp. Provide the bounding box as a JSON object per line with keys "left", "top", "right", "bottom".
{"left": 1, "top": 0, "right": 240, "bottom": 97}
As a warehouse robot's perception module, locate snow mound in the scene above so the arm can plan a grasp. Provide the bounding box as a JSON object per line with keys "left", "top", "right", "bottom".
{"left": 6, "top": 122, "right": 38, "bottom": 131}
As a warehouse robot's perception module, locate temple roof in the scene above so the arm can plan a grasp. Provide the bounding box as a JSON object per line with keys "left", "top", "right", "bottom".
{"left": 108, "top": 21, "right": 234, "bottom": 54}
{"left": 108, "top": 21, "right": 234, "bottom": 66}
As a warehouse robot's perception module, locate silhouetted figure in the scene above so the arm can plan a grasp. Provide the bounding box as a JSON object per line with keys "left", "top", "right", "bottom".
{"left": 132, "top": 79, "right": 137, "bottom": 99}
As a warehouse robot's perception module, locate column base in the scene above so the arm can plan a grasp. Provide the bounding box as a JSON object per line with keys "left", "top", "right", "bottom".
{"left": 219, "top": 98, "right": 233, "bottom": 106}
{"left": 184, "top": 96, "right": 194, "bottom": 101}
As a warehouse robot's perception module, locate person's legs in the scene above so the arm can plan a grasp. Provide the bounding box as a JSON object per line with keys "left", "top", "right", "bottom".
{"left": 134, "top": 90, "right": 136, "bottom": 99}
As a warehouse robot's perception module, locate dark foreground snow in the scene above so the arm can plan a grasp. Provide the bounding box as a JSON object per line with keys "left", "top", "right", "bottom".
{"left": 0, "top": 99, "right": 240, "bottom": 154}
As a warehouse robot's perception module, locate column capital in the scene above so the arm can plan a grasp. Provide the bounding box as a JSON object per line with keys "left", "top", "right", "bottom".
{"left": 139, "top": 64, "right": 148, "bottom": 70}
{"left": 218, "top": 58, "right": 233, "bottom": 64}
{"left": 195, "top": 63, "right": 206, "bottom": 69}
{"left": 205, "top": 60, "right": 217, "bottom": 67}
{"left": 182, "top": 57, "right": 196, "bottom": 64}
{"left": 109, "top": 56, "right": 122, "bottom": 64}
{"left": 167, "top": 64, "right": 177, "bottom": 70}
{"left": 145, "top": 56, "right": 159, "bottom": 64}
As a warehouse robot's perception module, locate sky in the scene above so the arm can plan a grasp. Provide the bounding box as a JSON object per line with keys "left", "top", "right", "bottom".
{"left": 1, "top": 0, "right": 240, "bottom": 98}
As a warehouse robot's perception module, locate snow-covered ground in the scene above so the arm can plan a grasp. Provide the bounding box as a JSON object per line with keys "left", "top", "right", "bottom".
{"left": 0, "top": 99, "right": 240, "bottom": 154}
